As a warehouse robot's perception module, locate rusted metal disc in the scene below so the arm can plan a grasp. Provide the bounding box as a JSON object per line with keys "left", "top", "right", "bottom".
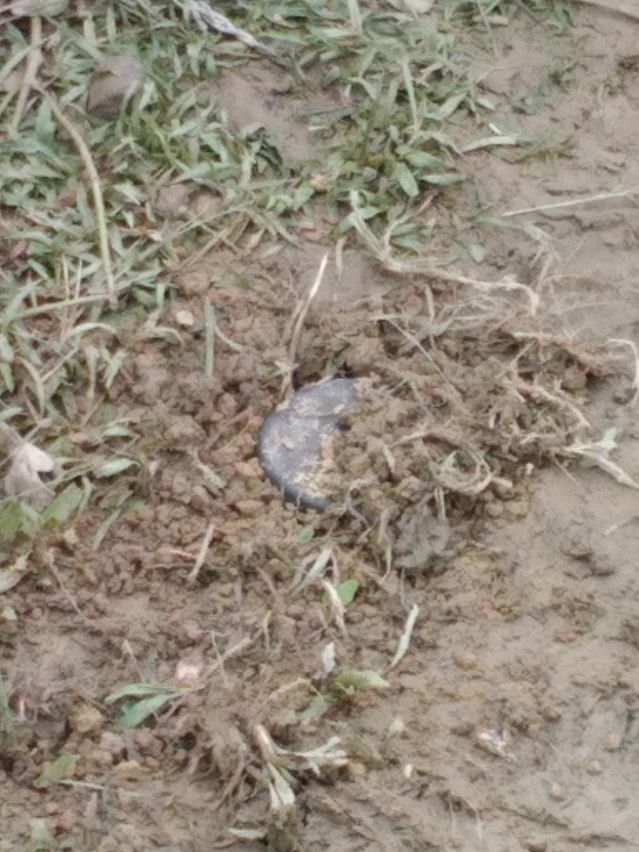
{"left": 257, "top": 378, "right": 360, "bottom": 511}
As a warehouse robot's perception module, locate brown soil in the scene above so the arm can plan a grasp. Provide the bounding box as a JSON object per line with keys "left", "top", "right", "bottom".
{"left": 3, "top": 6, "right": 639, "bottom": 852}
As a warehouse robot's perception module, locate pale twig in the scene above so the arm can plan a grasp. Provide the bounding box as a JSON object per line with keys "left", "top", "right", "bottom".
{"left": 387, "top": 603, "right": 419, "bottom": 671}
{"left": 39, "top": 90, "right": 117, "bottom": 308}
{"left": 253, "top": 677, "right": 310, "bottom": 718}
{"left": 349, "top": 192, "right": 539, "bottom": 314}
{"left": 502, "top": 185, "right": 639, "bottom": 218}
{"left": 46, "top": 552, "right": 89, "bottom": 624}
{"left": 185, "top": 0, "right": 285, "bottom": 64}
{"left": 187, "top": 520, "right": 215, "bottom": 583}
{"left": 572, "top": 0, "right": 639, "bottom": 21}
{"left": 608, "top": 338, "right": 639, "bottom": 406}
{"left": 9, "top": 14, "right": 42, "bottom": 136}
{"left": 280, "top": 252, "right": 328, "bottom": 399}
{"left": 203, "top": 297, "right": 215, "bottom": 383}
{"left": 321, "top": 579, "right": 349, "bottom": 639}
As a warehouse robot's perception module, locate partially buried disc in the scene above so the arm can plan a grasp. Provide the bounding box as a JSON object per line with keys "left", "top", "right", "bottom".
{"left": 257, "top": 378, "right": 361, "bottom": 511}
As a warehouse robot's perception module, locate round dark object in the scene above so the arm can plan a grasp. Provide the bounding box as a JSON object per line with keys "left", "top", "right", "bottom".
{"left": 257, "top": 378, "right": 360, "bottom": 511}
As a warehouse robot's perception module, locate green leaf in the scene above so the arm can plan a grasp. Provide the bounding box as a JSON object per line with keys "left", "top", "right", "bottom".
{"left": 394, "top": 162, "right": 419, "bottom": 198}
{"left": 322, "top": 578, "right": 358, "bottom": 608}
{"left": 33, "top": 752, "right": 80, "bottom": 788}
{"left": 42, "top": 482, "right": 83, "bottom": 525}
{"left": 398, "top": 148, "right": 445, "bottom": 170}
{"left": 467, "top": 242, "right": 488, "bottom": 263}
{"left": 335, "top": 578, "right": 359, "bottom": 606}
{"left": 334, "top": 669, "right": 389, "bottom": 692}
{"left": 114, "top": 692, "right": 179, "bottom": 731}
{"left": 0, "top": 553, "right": 28, "bottom": 593}
{"left": 423, "top": 173, "right": 464, "bottom": 186}
{"left": 29, "top": 819, "right": 52, "bottom": 852}
{"left": 105, "top": 682, "right": 177, "bottom": 703}
{"left": 300, "top": 694, "right": 329, "bottom": 725}
{"left": 94, "top": 458, "right": 138, "bottom": 478}
{"left": 296, "top": 526, "right": 316, "bottom": 545}
{"left": 0, "top": 502, "right": 22, "bottom": 543}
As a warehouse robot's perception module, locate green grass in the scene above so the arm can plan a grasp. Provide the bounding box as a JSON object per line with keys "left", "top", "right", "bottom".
{"left": 0, "top": 0, "right": 566, "bottom": 538}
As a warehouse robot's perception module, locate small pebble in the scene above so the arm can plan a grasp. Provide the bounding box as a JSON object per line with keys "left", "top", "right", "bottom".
{"left": 525, "top": 840, "right": 548, "bottom": 852}
{"left": 452, "top": 650, "right": 478, "bottom": 670}
{"left": 70, "top": 704, "right": 104, "bottom": 735}
{"left": 540, "top": 704, "right": 562, "bottom": 722}
{"left": 484, "top": 502, "right": 504, "bottom": 519}
{"left": 549, "top": 782, "right": 565, "bottom": 801}
{"left": 100, "top": 732, "right": 126, "bottom": 757}
{"left": 112, "top": 759, "right": 143, "bottom": 781}
{"left": 388, "top": 717, "right": 405, "bottom": 737}
{"left": 348, "top": 761, "right": 366, "bottom": 779}
{"left": 234, "top": 499, "right": 263, "bottom": 517}
{"left": 175, "top": 309, "right": 195, "bottom": 328}
{"left": 585, "top": 760, "right": 602, "bottom": 775}
{"left": 508, "top": 499, "right": 529, "bottom": 518}
{"left": 179, "top": 270, "right": 209, "bottom": 296}
{"left": 605, "top": 733, "right": 623, "bottom": 752}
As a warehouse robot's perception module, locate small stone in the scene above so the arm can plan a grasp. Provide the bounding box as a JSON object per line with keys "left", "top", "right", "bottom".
{"left": 508, "top": 499, "right": 529, "bottom": 518}
{"left": 133, "top": 729, "right": 154, "bottom": 750}
{"left": 99, "top": 732, "right": 126, "bottom": 757}
{"left": 484, "top": 502, "right": 504, "bottom": 519}
{"left": 87, "top": 55, "right": 146, "bottom": 119}
{"left": 540, "top": 704, "right": 562, "bottom": 722}
{"left": 70, "top": 704, "right": 104, "bottom": 735}
{"left": 56, "top": 808, "right": 75, "bottom": 833}
{"left": 235, "top": 460, "right": 259, "bottom": 478}
{"left": 112, "top": 759, "right": 143, "bottom": 781}
{"left": 555, "top": 631, "right": 578, "bottom": 643}
{"left": 155, "top": 184, "right": 192, "bottom": 219}
{"left": 525, "top": 840, "right": 548, "bottom": 852}
{"left": 549, "top": 782, "right": 565, "bottom": 801}
{"left": 92, "top": 593, "right": 109, "bottom": 614}
{"left": 347, "top": 761, "right": 366, "bottom": 778}
{"left": 174, "top": 309, "right": 195, "bottom": 328}
{"left": 234, "top": 499, "right": 264, "bottom": 517}
{"left": 179, "top": 269, "right": 210, "bottom": 296}
{"left": 452, "top": 650, "right": 478, "bottom": 670}
{"left": 388, "top": 717, "right": 405, "bottom": 737}
{"left": 605, "top": 733, "right": 623, "bottom": 752}
{"left": 88, "top": 748, "right": 112, "bottom": 767}
{"left": 585, "top": 760, "right": 602, "bottom": 775}
{"left": 166, "top": 416, "right": 206, "bottom": 444}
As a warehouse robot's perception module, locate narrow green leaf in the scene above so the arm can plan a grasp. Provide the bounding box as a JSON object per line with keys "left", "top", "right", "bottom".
{"left": 335, "top": 578, "right": 359, "bottom": 606}
{"left": 94, "top": 458, "right": 138, "bottom": 478}
{"left": 394, "top": 162, "right": 419, "bottom": 197}
{"left": 334, "top": 669, "right": 389, "bottom": 692}
{"left": 105, "top": 683, "right": 176, "bottom": 703}
{"left": 114, "top": 692, "right": 179, "bottom": 730}
{"left": 323, "top": 578, "right": 358, "bottom": 608}
{"left": 42, "top": 483, "right": 83, "bottom": 525}
{"left": 0, "top": 502, "right": 22, "bottom": 543}
{"left": 399, "top": 149, "right": 445, "bottom": 170}
{"left": 34, "top": 752, "right": 80, "bottom": 789}
{"left": 296, "top": 526, "right": 316, "bottom": 545}
{"left": 29, "top": 819, "right": 52, "bottom": 852}
{"left": 300, "top": 694, "right": 329, "bottom": 725}
{"left": 423, "top": 173, "right": 464, "bottom": 186}
{"left": 0, "top": 553, "right": 28, "bottom": 593}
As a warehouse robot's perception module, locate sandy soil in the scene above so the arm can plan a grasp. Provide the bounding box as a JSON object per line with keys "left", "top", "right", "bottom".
{"left": 3, "top": 5, "right": 639, "bottom": 852}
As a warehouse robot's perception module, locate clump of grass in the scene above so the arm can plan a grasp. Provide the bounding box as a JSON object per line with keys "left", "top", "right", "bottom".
{"left": 0, "top": 0, "right": 546, "bottom": 541}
